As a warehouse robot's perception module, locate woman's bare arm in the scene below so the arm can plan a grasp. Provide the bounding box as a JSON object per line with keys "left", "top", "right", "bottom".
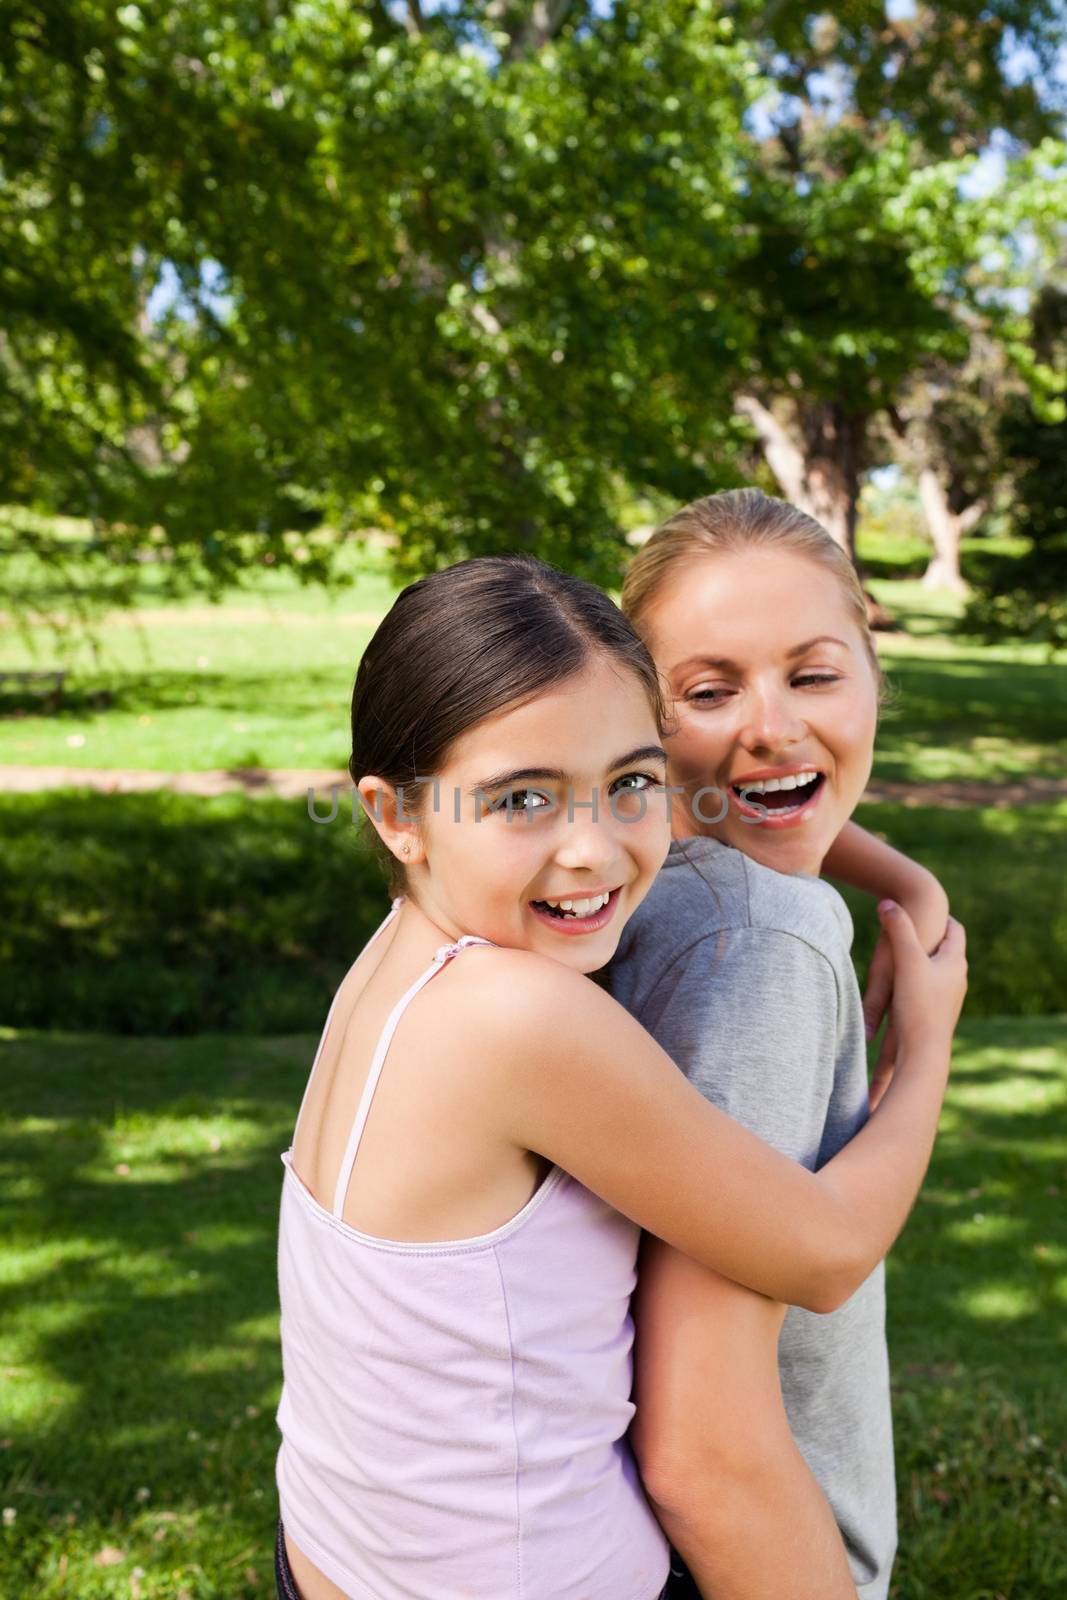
{"left": 631, "top": 1237, "right": 857, "bottom": 1600}
{"left": 482, "top": 902, "right": 965, "bottom": 1311}
{"left": 822, "top": 819, "right": 952, "bottom": 1105}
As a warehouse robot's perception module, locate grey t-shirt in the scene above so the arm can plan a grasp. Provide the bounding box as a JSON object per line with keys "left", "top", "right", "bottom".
{"left": 603, "top": 836, "right": 896, "bottom": 1600}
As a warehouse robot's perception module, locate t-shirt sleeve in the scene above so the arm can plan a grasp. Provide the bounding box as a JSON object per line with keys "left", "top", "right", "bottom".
{"left": 638, "top": 927, "right": 840, "bottom": 1170}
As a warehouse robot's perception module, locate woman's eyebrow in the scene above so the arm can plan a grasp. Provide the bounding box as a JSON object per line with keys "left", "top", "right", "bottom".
{"left": 672, "top": 636, "right": 849, "bottom": 674}
{"left": 785, "top": 635, "right": 849, "bottom": 657}
{"left": 469, "top": 745, "right": 667, "bottom": 794}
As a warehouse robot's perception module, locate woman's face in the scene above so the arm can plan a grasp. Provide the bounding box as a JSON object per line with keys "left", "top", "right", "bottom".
{"left": 394, "top": 654, "right": 672, "bottom": 972}
{"left": 640, "top": 549, "right": 880, "bottom": 876}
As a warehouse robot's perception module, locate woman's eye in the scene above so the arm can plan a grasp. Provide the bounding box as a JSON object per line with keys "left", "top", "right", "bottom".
{"left": 610, "top": 771, "right": 664, "bottom": 794}
{"left": 687, "top": 686, "right": 732, "bottom": 704}
{"left": 793, "top": 673, "right": 842, "bottom": 688}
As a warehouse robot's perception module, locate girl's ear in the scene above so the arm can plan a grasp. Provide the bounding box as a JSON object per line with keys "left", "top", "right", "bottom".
{"left": 357, "top": 776, "right": 425, "bottom": 867}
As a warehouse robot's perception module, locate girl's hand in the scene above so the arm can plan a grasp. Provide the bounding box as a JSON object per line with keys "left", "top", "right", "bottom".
{"left": 874, "top": 901, "right": 967, "bottom": 1074}
{"left": 863, "top": 875, "right": 951, "bottom": 1111}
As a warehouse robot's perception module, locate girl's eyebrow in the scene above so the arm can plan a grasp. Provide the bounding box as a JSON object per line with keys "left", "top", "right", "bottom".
{"left": 469, "top": 744, "right": 668, "bottom": 795}
{"left": 672, "top": 636, "right": 849, "bottom": 673}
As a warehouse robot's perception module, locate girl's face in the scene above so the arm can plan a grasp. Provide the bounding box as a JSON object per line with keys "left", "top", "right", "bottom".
{"left": 640, "top": 549, "right": 880, "bottom": 877}
{"left": 400, "top": 655, "right": 671, "bottom": 972}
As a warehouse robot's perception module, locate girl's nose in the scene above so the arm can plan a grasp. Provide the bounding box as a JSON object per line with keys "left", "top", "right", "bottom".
{"left": 552, "top": 801, "right": 622, "bottom": 875}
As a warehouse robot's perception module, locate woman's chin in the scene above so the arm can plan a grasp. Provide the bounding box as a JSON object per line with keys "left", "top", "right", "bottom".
{"left": 721, "top": 818, "right": 831, "bottom": 878}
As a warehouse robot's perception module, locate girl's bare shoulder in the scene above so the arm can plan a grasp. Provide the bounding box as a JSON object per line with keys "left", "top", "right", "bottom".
{"left": 428, "top": 941, "right": 635, "bottom": 1040}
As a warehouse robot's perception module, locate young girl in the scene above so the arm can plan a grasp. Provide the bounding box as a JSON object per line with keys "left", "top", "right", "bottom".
{"left": 273, "top": 554, "right": 965, "bottom": 1600}
{"left": 610, "top": 488, "right": 940, "bottom": 1600}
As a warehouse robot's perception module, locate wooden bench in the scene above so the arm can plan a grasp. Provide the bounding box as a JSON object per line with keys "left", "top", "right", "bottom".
{"left": 0, "top": 669, "right": 67, "bottom": 707}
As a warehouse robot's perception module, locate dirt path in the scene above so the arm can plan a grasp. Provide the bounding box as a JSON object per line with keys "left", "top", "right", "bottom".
{"left": 1, "top": 765, "right": 1065, "bottom": 808}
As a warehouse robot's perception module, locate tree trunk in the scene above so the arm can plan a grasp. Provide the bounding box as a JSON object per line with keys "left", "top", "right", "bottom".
{"left": 917, "top": 468, "right": 981, "bottom": 594}
{"left": 735, "top": 394, "right": 863, "bottom": 562}
{"left": 734, "top": 394, "right": 896, "bottom": 625}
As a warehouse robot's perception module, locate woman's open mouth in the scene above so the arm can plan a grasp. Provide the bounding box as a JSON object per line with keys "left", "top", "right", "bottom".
{"left": 528, "top": 886, "right": 622, "bottom": 935}
{"left": 730, "top": 770, "right": 827, "bottom": 828}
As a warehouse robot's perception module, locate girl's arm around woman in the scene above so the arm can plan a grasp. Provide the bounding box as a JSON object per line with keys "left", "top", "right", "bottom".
{"left": 481, "top": 898, "right": 965, "bottom": 1311}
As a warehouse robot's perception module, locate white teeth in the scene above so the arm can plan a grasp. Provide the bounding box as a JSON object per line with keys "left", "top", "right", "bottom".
{"left": 738, "top": 769, "right": 819, "bottom": 796}
{"left": 540, "top": 891, "right": 611, "bottom": 917}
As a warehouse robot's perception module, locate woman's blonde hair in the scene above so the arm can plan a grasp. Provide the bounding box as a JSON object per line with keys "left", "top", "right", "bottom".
{"left": 621, "top": 487, "right": 881, "bottom": 682}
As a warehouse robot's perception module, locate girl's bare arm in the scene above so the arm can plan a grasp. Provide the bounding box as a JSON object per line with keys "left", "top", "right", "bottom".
{"left": 484, "top": 902, "right": 965, "bottom": 1312}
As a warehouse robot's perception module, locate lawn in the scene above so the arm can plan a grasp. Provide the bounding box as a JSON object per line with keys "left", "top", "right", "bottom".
{"left": 1, "top": 539, "right": 1065, "bottom": 788}
{"left": 2, "top": 526, "right": 1066, "bottom": 1597}
{"left": 1, "top": 1017, "right": 1064, "bottom": 1599}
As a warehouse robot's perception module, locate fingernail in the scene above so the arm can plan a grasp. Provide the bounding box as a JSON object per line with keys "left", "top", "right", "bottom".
{"left": 878, "top": 899, "right": 898, "bottom": 916}
{"left": 865, "top": 1021, "right": 876, "bottom": 1040}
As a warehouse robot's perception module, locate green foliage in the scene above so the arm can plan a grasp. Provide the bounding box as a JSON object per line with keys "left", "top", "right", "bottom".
{"left": 4, "top": 0, "right": 1066, "bottom": 599}
{"left": 963, "top": 284, "right": 1067, "bottom": 651}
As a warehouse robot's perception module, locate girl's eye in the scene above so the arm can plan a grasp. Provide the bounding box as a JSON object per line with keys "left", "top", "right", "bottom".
{"left": 610, "top": 771, "right": 664, "bottom": 794}
{"left": 793, "top": 673, "right": 842, "bottom": 688}
{"left": 494, "top": 788, "right": 552, "bottom": 813}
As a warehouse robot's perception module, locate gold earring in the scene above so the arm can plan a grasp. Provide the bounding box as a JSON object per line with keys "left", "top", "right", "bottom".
{"left": 401, "top": 842, "right": 410, "bottom": 857}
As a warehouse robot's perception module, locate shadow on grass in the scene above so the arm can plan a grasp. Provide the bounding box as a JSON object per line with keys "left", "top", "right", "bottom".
{"left": 843, "top": 801, "right": 1067, "bottom": 1017}
{"left": 885, "top": 1017, "right": 1067, "bottom": 1596}
{"left": 0, "top": 667, "right": 353, "bottom": 724}
{"left": 1, "top": 792, "right": 1065, "bottom": 1036}
{"left": 876, "top": 653, "right": 1067, "bottom": 778}
{"left": 0, "top": 790, "right": 388, "bottom": 1035}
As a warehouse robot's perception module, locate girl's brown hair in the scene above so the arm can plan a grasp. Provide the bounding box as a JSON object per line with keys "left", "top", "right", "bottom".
{"left": 350, "top": 554, "right": 665, "bottom": 891}
{"left": 621, "top": 488, "right": 881, "bottom": 681}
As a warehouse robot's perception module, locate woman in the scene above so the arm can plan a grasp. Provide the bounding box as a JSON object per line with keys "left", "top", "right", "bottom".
{"left": 609, "top": 488, "right": 940, "bottom": 1599}
{"left": 273, "top": 552, "right": 965, "bottom": 1600}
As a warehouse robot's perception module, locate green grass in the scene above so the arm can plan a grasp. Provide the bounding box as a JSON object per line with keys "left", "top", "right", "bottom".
{"left": 3, "top": 560, "right": 1065, "bottom": 788}
{"left": 0, "top": 552, "right": 394, "bottom": 772}
{"left": 0, "top": 791, "right": 387, "bottom": 1035}
{"left": 843, "top": 800, "right": 1067, "bottom": 1017}
{"left": 1, "top": 1017, "right": 1064, "bottom": 1598}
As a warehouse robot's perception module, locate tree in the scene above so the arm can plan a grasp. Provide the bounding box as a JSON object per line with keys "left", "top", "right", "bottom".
{"left": 885, "top": 333, "right": 1019, "bottom": 594}
{"left": 1, "top": 0, "right": 765, "bottom": 593}
{"left": 2, "top": 0, "right": 1064, "bottom": 607}
{"left": 719, "top": 0, "right": 1067, "bottom": 564}
{"left": 965, "top": 277, "right": 1067, "bottom": 650}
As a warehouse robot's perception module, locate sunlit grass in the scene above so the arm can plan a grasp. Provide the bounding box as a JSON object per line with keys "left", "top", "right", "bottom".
{"left": 2, "top": 550, "right": 1065, "bottom": 785}
{"left": 0, "top": 1018, "right": 1065, "bottom": 1596}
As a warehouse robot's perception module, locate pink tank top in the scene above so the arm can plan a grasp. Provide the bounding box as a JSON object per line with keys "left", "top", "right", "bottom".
{"left": 275, "top": 898, "right": 669, "bottom": 1600}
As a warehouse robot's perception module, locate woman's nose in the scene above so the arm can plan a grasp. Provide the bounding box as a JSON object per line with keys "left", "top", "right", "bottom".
{"left": 738, "top": 685, "right": 806, "bottom": 753}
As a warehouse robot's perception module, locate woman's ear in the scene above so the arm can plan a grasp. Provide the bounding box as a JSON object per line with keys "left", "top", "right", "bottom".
{"left": 357, "top": 776, "right": 425, "bottom": 867}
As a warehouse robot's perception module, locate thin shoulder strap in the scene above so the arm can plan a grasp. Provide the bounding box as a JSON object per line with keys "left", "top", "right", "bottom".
{"left": 331, "top": 933, "right": 493, "bottom": 1218}
{"left": 290, "top": 897, "right": 404, "bottom": 1150}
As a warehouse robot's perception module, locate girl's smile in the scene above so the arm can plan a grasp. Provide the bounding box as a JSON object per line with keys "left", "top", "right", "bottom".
{"left": 528, "top": 884, "right": 625, "bottom": 935}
